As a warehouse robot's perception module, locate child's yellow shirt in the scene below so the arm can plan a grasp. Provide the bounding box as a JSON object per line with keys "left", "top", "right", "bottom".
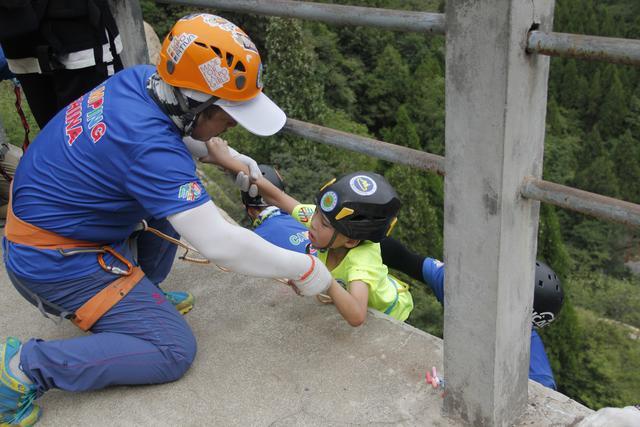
{"left": 292, "top": 204, "right": 413, "bottom": 321}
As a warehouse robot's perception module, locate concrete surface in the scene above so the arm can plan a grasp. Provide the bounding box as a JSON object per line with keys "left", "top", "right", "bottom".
{"left": 0, "top": 242, "right": 592, "bottom": 426}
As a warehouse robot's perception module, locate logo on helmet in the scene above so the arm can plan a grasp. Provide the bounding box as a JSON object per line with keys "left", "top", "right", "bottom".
{"left": 199, "top": 57, "right": 231, "bottom": 92}
{"left": 320, "top": 191, "right": 338, "bottom": 212}
{"left": 167, "top": 33, "right": 197, "bottom": 64}
{"left": 349, "top": 175, "right": 377, "bottom": 196}
{"left": 532, "top": 311, "right": 555, "bottom": 328}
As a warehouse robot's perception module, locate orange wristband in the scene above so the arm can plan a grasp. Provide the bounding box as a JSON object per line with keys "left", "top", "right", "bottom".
{"left": 298, "top": 254, "right": 316, "bottom": 281}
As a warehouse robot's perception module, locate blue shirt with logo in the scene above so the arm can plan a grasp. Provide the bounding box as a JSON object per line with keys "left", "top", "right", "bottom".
{"left": 5, "top": 65, "right": 210, "bottom": 281}
{"left": 252, "top": 207, "right": 311, "bottom": 254}
{"left": 421, "top": 257, "right": 557, "bottom": 389}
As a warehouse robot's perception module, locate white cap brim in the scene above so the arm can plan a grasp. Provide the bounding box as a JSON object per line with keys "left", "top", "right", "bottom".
{"left": 215, "top": 92, "right": 286, "bottom": 136}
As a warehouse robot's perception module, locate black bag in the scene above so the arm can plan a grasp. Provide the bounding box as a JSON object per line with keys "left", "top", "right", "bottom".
{"left": 0, "top": 0, "right": 122, "bottom": 73}
{"left": 0, "top": 0, "right": 48, "bottom": 39}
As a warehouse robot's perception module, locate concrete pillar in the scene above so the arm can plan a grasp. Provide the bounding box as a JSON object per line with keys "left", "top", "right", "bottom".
{"left": 108, "top": 0, "right": 149, "bottom": 66}
{"left": 443, "top": 1, "right": 554, "bottom": 425}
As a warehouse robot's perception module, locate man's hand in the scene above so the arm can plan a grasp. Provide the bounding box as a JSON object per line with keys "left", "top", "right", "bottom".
{"left": 234, "top": 170, "right": 259, "bottom": 198}
{"left": 290, "top": 255, "right": 333, "bottom": 296}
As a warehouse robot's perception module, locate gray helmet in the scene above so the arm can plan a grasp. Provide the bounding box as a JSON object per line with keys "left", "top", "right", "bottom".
{"left": 532, "top": 260, "right": 564, "bottom": 328}
{"left": 315, "top": 171, "right": 401, "bottom": 243}
{"left": 241, "top": 165, "right": 285, "bottom": 207}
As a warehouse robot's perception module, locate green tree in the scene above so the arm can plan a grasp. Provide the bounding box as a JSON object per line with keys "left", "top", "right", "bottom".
{"left": 597, "top": 66, "right": 629, "bottom": 139}
{"left": 264, "top": 17, "right": 326, "bottom": 122}
{"left": 359, "top": 44, "right": 411, "bottom": 132}
{"left": 612, "top": 130, "right": 640, "bottom": 203}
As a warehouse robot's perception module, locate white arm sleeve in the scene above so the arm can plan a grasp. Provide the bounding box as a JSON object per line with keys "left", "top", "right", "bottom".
{"left": 182, "top": 136, "right": 209, "bottom": 159}
{"left": 167, "top": 200, "right": 311, "bottom": 280}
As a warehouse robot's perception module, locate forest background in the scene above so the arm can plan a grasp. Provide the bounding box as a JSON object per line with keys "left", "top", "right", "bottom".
{"left": 0, "top": 0, "right": 638, "bottom": 410}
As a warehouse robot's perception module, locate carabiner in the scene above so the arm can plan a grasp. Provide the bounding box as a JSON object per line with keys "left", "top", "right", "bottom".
{"left": 98, "top": 246, "right": 133, "bottom": 276}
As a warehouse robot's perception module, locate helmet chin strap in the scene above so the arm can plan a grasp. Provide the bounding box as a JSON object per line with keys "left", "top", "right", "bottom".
{"left": 173, "top": 86, "right": 218, "bottom": 136}
{"left": 313, "top": 229, "right": 339, "bottom": 251}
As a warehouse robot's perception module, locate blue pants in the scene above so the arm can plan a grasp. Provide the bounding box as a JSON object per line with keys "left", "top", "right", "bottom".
{"left": 5, "top": 219, "right": 197, "bottom": 395}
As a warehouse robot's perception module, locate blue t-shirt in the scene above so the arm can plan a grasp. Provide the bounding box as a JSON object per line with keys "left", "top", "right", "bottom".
{"left": 253, "top": 207, "right": 311, "bottom": 254}
{"left": 421, "top": 257, "right": 557, "bottom": 390}
{"left": 5, "top": 65, "right": 210, "bottom": 281}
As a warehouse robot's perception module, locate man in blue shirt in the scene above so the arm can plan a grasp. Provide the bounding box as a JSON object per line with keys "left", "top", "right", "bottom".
{"left": 0, "top": 15, "right": 333, "bottom": 427}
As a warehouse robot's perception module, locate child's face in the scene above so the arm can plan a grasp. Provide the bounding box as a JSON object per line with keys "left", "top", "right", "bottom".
{"left": 309, "top": 209, "right": 350, "bottom": 249}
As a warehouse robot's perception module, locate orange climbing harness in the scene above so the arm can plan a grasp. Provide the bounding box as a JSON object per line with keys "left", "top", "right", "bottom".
{"left": 4, "top": 192, "right": 144, "bottom": 331}
{"left": 4, "top": 190, "right": 299, "bottom": 330}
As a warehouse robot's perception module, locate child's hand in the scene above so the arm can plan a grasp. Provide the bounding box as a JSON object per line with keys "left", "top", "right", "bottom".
{"left": 201, "top": 137, "right": 232, "bottom": 167}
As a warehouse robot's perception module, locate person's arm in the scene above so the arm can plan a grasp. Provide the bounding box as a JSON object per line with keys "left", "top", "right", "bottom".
{"left": 326, "top": 280, "right": 369, "bottom": 327}
{"left": 167, "top": 200, "right": 331, "bottom": 295}
{"left": 380, "top": 238, "right": 445, "bottom": 304}
{"left": 202, "top": 137, "right": 300, "bottom": 214}
{"left": 421, "top": 258, "right": 445, "bottom": 304}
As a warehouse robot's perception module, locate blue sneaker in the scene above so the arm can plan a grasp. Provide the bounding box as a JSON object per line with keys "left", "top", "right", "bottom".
{"left": 163, "top": 291, "right": 194, "bottom": 315}
{"left": 0, "top": 338, "right": 40, "bottom": 427}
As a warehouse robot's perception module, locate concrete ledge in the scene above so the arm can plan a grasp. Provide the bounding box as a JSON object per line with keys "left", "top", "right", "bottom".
{"left": 0, "top": 246, "right": 592, "bottom": 426}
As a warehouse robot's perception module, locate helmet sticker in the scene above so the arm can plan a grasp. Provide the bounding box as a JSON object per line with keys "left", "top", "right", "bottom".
{"left": 198, "top": 14, "right": 257, "bottom": 52}
{"left": 201, "top": 15, "right": 239, "bottom": 33}
{"left": 320, "top": 191, "right": 338, "bottom": 212}
{"left": 199, "top": 57, "right": 231, "bottom": 92}
{"left": 256, "top": 63, "right": 264, "bottom": 89}
{"left": 233, "top": 32, "right": 258, "bottom": 53}
{"left": 167, "top": 33, "right": 197, "bottom": 64}
{"left": 349, "top": 175, "right": 378, "bottom": 196}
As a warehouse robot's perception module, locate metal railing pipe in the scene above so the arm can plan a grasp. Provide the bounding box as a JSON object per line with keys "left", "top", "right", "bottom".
{"left": 283, "top": 119, "right": 446, "bottom": 175}
{"left": 521, "top": 177, "right": 640, "bottom": 228}
{"left": 527, "top": 30, "right": 640, "bottom": 66}
{"left": 160, "top": 0, "right": 446, "bottom": 35}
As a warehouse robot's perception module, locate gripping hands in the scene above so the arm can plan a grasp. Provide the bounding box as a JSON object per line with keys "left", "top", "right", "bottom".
{"left": 227, "top": 146, "right": 261, "bottom": 198}
{"left": 187, "top": 136, "right": 261, "bottom": 198}
{"left": 291, "top": 255, "right": 333, "bottom": 296}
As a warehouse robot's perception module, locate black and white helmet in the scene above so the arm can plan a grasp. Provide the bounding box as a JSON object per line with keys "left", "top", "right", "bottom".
{"left": 532, "top": 260, "right": 564, "bottom": 328}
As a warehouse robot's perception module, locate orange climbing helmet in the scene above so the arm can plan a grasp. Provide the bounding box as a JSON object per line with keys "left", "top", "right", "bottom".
{"left": 158, "top": 13, "right": 286, "bottom": 136}
{"left": 159, "top": 13, "right": 262, "bottom": 101}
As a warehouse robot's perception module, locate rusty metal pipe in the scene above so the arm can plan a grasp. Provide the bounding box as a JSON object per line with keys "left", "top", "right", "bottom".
{"left": 527, "top": 30, "right": 640, "bottom": 66}
{"left": 283, "top": 119, "right": 446, "bottom": 175}
{"left": 159, "top": 0, "right": 446, "bottom": 35}
{"left": 521, "top": 177, "right": 640, "bottom": 228}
